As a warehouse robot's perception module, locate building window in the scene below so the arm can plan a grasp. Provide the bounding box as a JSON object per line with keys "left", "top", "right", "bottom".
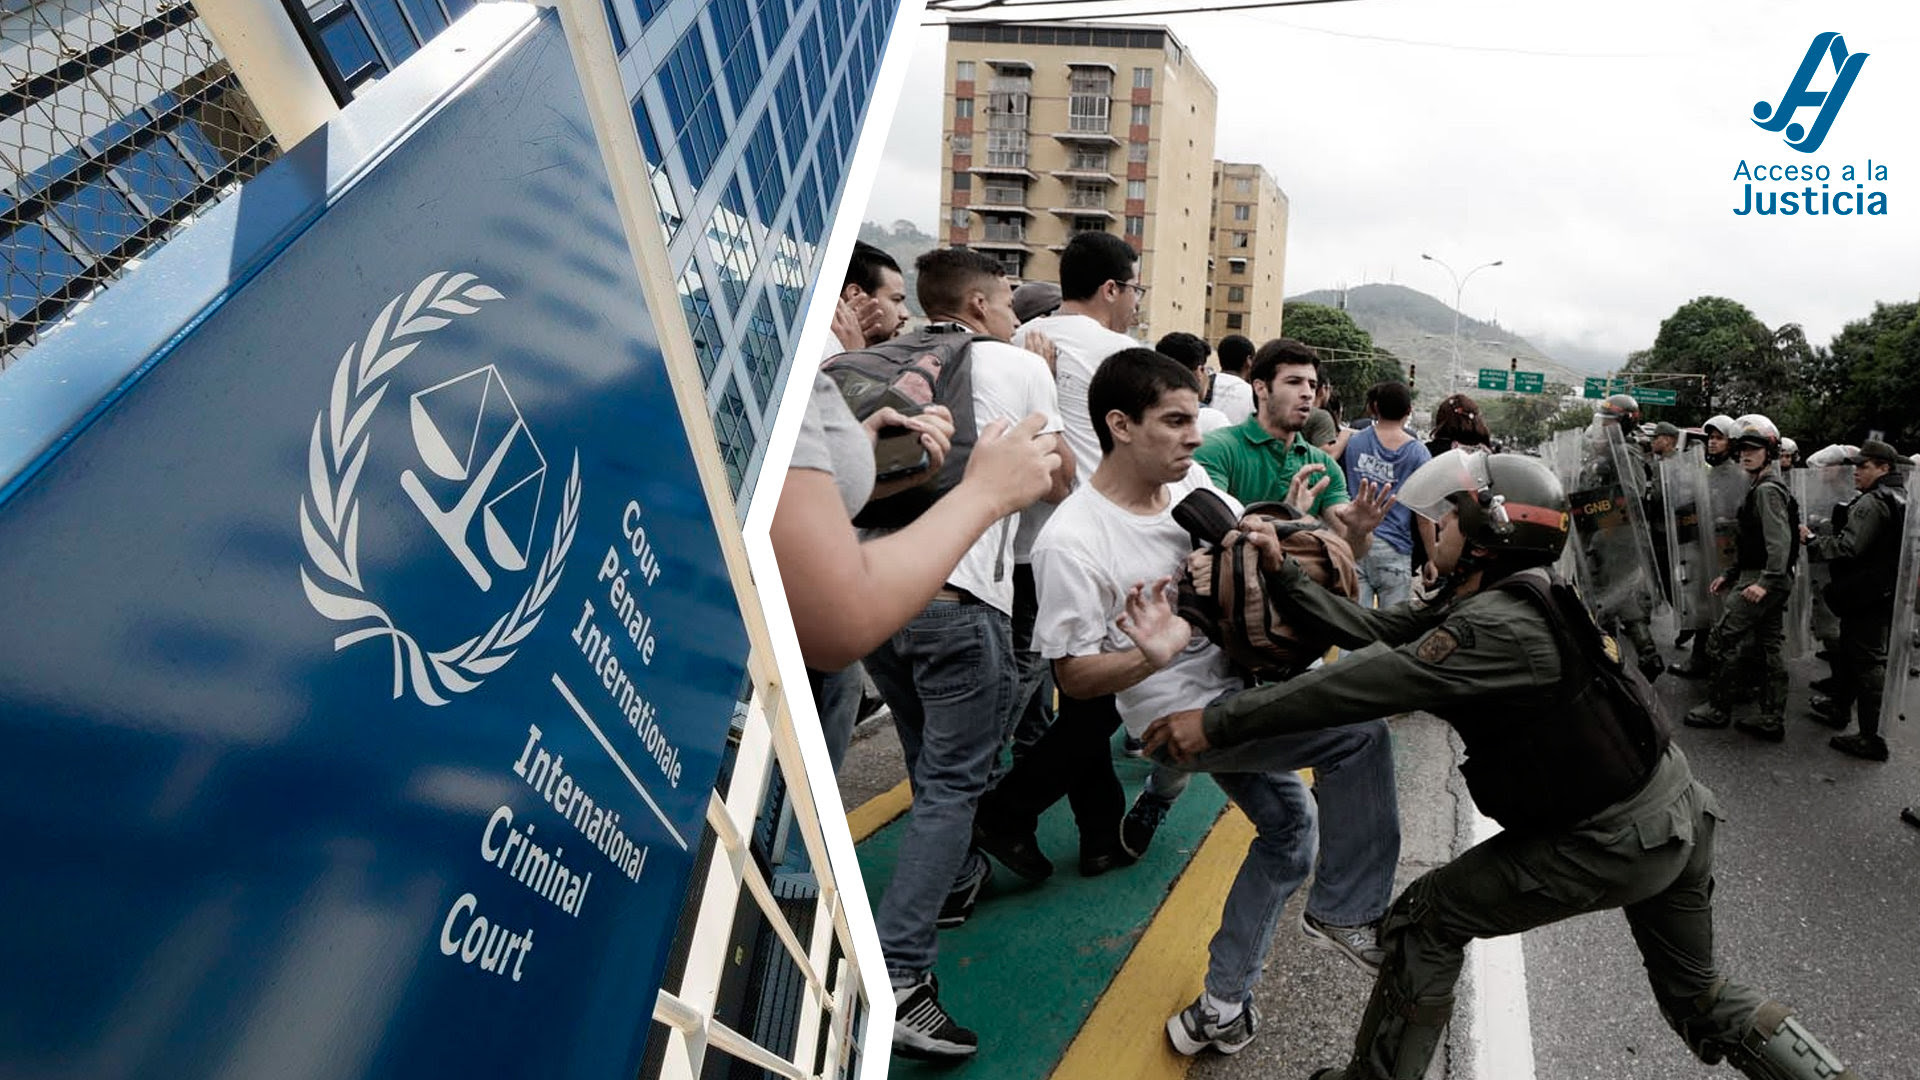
{"left": 981, "top": 214, "right": 1024, "bottom": 242}
{"left": 712, "top": 375, "right": 756, "bottom": 497}
{"left": 678, "top": 264, "right": 724, "bottom": 381}
{"left": 1130, "top": 104, "right": 1150, "bottom": 127}
{"left": 1231, "top": 232, "right": 1248, "bottom": 248}
{"left": 1132, "top": 66, "right": 1153, "bottom": 88}
{"left": 1226, "top": 312, "right": 1243, "bottom": 329}
{"left": 1228, "top": 285, "right": 1245, "bottom": 302}
{"left": 1128, "top": 141, "right": 1148, "bottom": 163}
{"left": 951, "top": 208, "right": 970, "bottom": 228}
{"left": 1126, "top": 179, "right": 1146, "bottom": 200}
{"left": 1229, "top": 257, "right": 1247, "bottom": 275}
{"left": 983, "top": 180, "right": 1023, "bottom": 204}
{"left": 1234, "top": 176, "right": 1252, "bottom": 195}
{"left": 991, "top": 250, "right": 1025, "bottom": 277}
{"left": 950, "top": 134, "right": 972, "bottom": 154}
{"left": 955, "top": 97, "right": 973, "bottom": 119}
{"left": 953, "top": 172, "right": 972, "bottom": 191}
{"left": 1069, "top": 145, "right": 1109, "bottom": 171}
{"left": 1068, "top": 181, "right": 1107, "bottom": 209}
{"left": 985, "top": 66, "right": 1031, "bottom": 168}
{"left": 956, "top": 60, "right": 975, "bottom": 82}
{"left": 1071, "top": 216, "right": 1107, "bottom": 235}
{"left": 1067, "top": 66, "right": 1111, "bottom": 133}
{"left": 1232, "top": 203, "right": 1250, "bottom": 221}
{"left": 1124, "top": 215, "right": 1143, "bottom": 237}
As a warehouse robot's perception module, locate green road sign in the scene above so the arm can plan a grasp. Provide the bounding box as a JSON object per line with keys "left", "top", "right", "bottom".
{"left": 1635, "top": 387, "right": 1678, "bottom": 405}
{"left": 1514, "top": 371, "right": 1545, "bottom": 394}
{"left": 1583, "top": 376, "right": 1618, "bottom": 399}
{"left": 1478, "top": 369, "right": 1509, "bottom": 391}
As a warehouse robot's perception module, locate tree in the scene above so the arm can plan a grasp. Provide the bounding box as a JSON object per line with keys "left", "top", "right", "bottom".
{"left": 1480, "top": 382, "right": 1577, "bottom": 450}
{"left": 1799, "top": 301, "right": 1920, "bottom": 449}
{"left": 1280, "top": 301, "right": 1406, "bottom": 416}
{"left": 1625, "top": 296, "right": 1797, "bottom": 420}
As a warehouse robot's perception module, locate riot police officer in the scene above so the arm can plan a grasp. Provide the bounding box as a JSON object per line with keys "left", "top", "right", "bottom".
{"left": 1685, "top": 415, "right": 1798, "bottom": 741}
{"left": 1802, "top": 440, "right": 1908, "bottom": 762}
{"left": 1671, "top": 414, "right": 1745, "bottom": 677}
{"left": 1576, "top": 393, "right": 1665, "bottom": 679}
{"left": 1134, "top": 449, "right": 1861, "bottom": 1080}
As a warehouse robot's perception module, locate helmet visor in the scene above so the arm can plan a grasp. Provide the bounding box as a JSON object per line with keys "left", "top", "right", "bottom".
{"left": 1398, "top": 448, "right": 1492, "bottom": 523}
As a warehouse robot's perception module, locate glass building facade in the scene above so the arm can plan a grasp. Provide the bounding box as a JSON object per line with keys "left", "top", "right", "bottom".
{"left": 306, "top": 0, "right": 900, "bottom": 505}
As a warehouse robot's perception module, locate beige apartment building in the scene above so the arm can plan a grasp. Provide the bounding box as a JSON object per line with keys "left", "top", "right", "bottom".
{"left": 940, "top": 21, "right": 1217, "bottom": 342}
{"left": 1205, "top": 162, "right": 1289, "bottom": 343}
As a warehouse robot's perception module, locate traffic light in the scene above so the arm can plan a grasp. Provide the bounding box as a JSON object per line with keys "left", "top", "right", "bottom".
{"left": 1510, "top": 356, "right": 1518, "bottom": 374}
{"left": 1408, "top": 362, "right": 1416, "bottom": 393}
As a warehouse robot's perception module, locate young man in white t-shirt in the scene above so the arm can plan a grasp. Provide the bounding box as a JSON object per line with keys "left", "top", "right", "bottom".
{"left": 862, "top": 248, "right": 1073, "bottom": 1061}
{"left": 1025, "top": 349, "right": 1401, "bottom": 1056}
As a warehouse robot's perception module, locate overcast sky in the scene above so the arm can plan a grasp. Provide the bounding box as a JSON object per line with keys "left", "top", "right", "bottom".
{"left": 860, "top": 0, "right": 1920, "bottom": 365}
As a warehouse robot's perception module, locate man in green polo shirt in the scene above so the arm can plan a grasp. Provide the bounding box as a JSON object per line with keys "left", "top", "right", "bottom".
{"left": 1195, "top": 338, "right": 1392, "bottom": 556}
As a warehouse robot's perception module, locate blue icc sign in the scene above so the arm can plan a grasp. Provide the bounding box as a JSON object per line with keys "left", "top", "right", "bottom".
{"left": 0, "top": 10, "right": 748, "bottom": 1078}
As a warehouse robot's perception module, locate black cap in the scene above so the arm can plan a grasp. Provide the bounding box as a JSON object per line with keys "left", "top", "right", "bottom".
{"left": 1847, "top": 439, "right": 1904, "bottom": 466}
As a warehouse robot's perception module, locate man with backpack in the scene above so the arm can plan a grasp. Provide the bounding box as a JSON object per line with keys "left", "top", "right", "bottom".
{"left": 1684, "top": 414, "right": 1799, "bottom": 741}
{"left": 1029, "top": 350, "right": 1399, "bottom": 1058}
{"left": 1136, "top": 449, "right": 1863, "bottom": 1080}
{"left": 835, "top": 247, "right": 1071, "bottom": 1061}
{"left": 1802, "top": 439, "right": 1909, "bottom": 762}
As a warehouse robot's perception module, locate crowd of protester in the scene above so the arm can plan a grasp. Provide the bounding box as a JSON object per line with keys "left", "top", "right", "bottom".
{"left": 769, "top": 235, "right": 1913, "bottom": 1070}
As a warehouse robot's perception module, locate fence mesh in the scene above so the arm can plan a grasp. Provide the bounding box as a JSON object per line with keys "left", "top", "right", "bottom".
{"left": 1, "top": 0, "right": 279, "bottom": 368}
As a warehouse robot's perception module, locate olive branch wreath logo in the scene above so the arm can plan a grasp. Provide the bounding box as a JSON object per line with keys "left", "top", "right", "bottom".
{"left": 298, "top": 271, "right": 581, "bottom": 706}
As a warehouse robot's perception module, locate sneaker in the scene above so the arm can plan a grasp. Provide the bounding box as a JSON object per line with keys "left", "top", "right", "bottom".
{"left": 1683, "top": 703, "right": 1731, "bottom": 728}
{"left": 1166, "top": 994, "right": 1260, "bottom": 1055}
{"left": 1078, "top": 839, "right": 1136, "bottom": 877}
{"left": 1301, "top": 912, "right": 1384, "bottom": 977}
{"left": 1734, "top": 716, "right": 1786, "bottom": 743}
{"left": 1122, "top": 734, "right": 1147, "bottom": 758}
{"left": 1829, "top": 733, "right": 1889, "bottom": 762}
{"left": 972, "top": 818, "right": 1054, "bottom": 882}
{"left": 1120, "top": 791, "right": 1173, "bottom": 859}
{"left": 892, "top": 975, "right": 978, "bottom": 1060}
{"left": 1668, "top": 659, "right": 1710, "bottom": 679}
{"left": 936, "top": 856, "right": 993, "bottom": 929}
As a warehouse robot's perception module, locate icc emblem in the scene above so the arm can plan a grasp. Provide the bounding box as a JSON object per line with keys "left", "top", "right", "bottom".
{"left": 298, "top": 271, "right": 582, "bottom": 706}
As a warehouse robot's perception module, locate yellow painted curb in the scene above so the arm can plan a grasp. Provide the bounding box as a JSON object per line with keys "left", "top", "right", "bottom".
{"left": 1049, "top": 804, "right": 1258, "bottom": 1080}
{"left": 847, "top": 779, "right": 912, "bottom": 843}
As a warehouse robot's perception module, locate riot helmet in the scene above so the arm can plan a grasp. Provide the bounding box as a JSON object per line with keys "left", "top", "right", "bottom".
{"left": 1399, "top": 449, "right": 1571, "bottom": 568}
{"left": 1703, "top": 414, "right": 1737, "bottom": 439}
{"left": 1778, "top": 436, "right": 1798, "bottom": 465}
{"left": 1598, "top": 393, "right": 1641, "bottom": 427}
{"left": 1731, "top": 414, "right": 1781, "bottom": 458}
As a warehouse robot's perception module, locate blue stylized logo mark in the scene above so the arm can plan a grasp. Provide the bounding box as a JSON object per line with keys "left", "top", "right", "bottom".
{"left": 1753, "top": 32, "right": 1866, "bottom": 154}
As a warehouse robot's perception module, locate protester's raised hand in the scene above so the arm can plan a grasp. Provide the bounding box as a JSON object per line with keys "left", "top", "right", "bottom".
{"left": 1116, "top": 576, "right": 1191, "bottom": 670}
{"left": 1287, "top": 463, "right": 1332, "bottom": 514}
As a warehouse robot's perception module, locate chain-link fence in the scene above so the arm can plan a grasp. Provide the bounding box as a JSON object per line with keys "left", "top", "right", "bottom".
{"left": 1, "top": 0, "right": 280, "bottom": 368}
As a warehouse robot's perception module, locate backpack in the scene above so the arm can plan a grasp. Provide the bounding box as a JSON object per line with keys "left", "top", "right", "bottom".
{"left": 822, "top": 324, "right": 995, "bottom": 529}
{"left": 1171, "top": 489, "right": 1359, "bottom": 680}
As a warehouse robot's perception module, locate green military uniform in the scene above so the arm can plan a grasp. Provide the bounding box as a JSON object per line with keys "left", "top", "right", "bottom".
{"left": 1696, "top": 464, "right": 1797, "bottom": 737}
{"left": 1805, "top": 467, "right": 1908, "bottom": 757}
{"left": 1195, "top": 414, "right": 1348, "bottom": 514}
{"left": 1192, "top": 559, "right": 1850, "bottom": 1080}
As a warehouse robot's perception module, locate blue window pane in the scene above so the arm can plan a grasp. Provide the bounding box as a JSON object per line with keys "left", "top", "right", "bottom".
{"left": 318, "top": 8, "right": 385, "bottom": 83}
{"left": 169, "top": 120, "right": 227, "bottom": 175}
{"left": 775, "top": 65, "right": 807, "bottom": 170}
{"left": 48, "top": 180, "right": 145, "bottom": 257}
{"left": 358, "top": 0, "right": 420, "bottom": 67}
{"left": 444, "top": 0, "right": 475, "bottom": 17}
{"left": 631, "top": 0, "right": 660, "bottom": 27}
{"left": 114, "top": 138, "right": 202, "bottom": 216}
{"left": 712, "top": 375, "right": 756, "bottom": 496}
{"left": 601, "top": 0, "right": 628, "bottom": 53}
{"left": 834, "top": 79, "right": 854, "bottom": 152}
{"left": 2, "top": 224, "right": 86, "bottom": 318}
{"left": 633, "top": 99, "right": 663, "bottom": 165}
{"left": 754, "top": 0, "right": 789, "bottom": 59}
{"left": 9, "top": 146, "right": 86, "bottom": 205}
{"left": 713, "top": 0, "right": 762, "bottom": 120}
{"left": 678, "top": 264, "right": 724, "bottom": 381}
{"left": 801, "top": 18, "right": 826, "bottom": 111}
{"left": 656, "top": 27, "right": 728, "bottom": 186}
{"left": 794, "top": 167, "right": 823, "bottom": 244}
{"left": 397, "top": 0, "right": 447, "bottom": 40}
{"left": 743, "top": 294, "right": 784, "bottom": 407}
{"left": 744, "top": 114, "right": 783, "bottom": 222}
{"left": 820, "top": 0, "right": 842, "bottom": 73}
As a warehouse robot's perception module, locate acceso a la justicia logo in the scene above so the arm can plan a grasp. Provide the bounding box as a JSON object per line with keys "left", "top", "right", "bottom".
{"left": 1733, "top": 31, "right": 1888, "bottom": 217}
{"left": 299, "top": 270, "right": 581, "bottom": 706}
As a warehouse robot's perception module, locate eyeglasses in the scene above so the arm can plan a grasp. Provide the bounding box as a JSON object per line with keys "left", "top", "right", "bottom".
{"left": 1114, "top": 280, "right": 1149, "bottom": 299}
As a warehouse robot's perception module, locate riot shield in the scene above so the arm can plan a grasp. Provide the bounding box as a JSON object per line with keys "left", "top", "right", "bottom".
{"left": 1789, "top": 466, "right": 1858, "bottom": 659}
{"left": 1703, "top": 457, "right": 1749, "bottom": 615}
{"left": 1542, "top": 429, "right": 1585, "bottom": 585}
{"left": 1881, "top": 487, "right": 1920, "bottom": 725}
{"left": 1660, "top": 446, "right": 1716, "bottom": 630}
{"left": 1564, "top": 420, "right": 1662, "bottom": 633}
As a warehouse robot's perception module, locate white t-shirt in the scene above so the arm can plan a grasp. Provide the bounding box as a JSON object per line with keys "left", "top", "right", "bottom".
{"left": 1012, "top": 312, "right": 1139, "bottom": 560}
{"left": 1210, "top": 371, "right": 1255, "bottom": 425}
{"left": 1199, "top": 405, "right": 1232, "bottom": 436}
{"left": 1030, "top": 465, "right": 1243, "bottom": 736}
{"left": 922, "top": 331, "right": 1062, "bottom": 615}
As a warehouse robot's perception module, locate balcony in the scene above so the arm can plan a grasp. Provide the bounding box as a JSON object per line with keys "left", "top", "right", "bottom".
{"left": 971, "top": 236, "right": 1031, "bottom": 252}
{"left": 1048, "top": 168, "right": 1117, "bottom": 185}
{"left": 1049, "top": 129, "right": 1122, "bottom": 146}
{"left": 967, "top": 198, "right": 1035, "bottom": 215}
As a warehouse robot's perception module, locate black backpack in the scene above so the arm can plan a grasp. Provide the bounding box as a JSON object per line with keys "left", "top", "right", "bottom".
{"left": 823, "top": 324, "right": 994, "bottom": 529}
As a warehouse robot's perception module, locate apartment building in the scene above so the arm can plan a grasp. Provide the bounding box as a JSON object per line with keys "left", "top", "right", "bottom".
{"left": 1205, "top": 160, "right": 1288, "bottom": 342}
{"left": 939, "top": 20, "right": 1216, "bottom": 342}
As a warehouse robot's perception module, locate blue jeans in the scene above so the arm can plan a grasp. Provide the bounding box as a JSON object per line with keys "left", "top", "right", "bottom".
{"left": 810, "top": 662, "right": 863, "bottom": 773}
{"left": 1356, "top": 542, "right": 1414, "bottom": 610}
{"left": 1162, "top": 719, "right": 1401, "bottom": 1000}
{"left": 864, "top": 600, "right": 1016, "bottom": 981}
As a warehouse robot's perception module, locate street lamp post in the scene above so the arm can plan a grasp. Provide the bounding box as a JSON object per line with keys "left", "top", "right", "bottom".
{"left": 1421, "top": 253, "right": 1503, "bottom": 394}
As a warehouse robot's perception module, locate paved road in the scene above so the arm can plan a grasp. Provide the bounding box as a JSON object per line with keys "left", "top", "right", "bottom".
{"left": 1524, "top": 647, "right": 1920, "bottom": 1080}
